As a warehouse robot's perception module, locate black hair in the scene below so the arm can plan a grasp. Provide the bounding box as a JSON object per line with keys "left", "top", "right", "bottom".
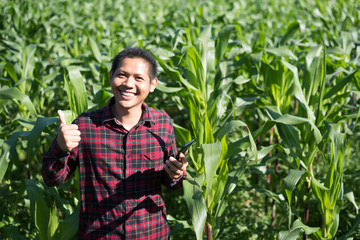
{"left": 110, "top": 48, "right": 157, "bottom": 80}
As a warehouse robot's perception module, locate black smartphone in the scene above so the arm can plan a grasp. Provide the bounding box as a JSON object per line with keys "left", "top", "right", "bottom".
{"left": 176, "top": 139, "right": 195, "bottom": 160}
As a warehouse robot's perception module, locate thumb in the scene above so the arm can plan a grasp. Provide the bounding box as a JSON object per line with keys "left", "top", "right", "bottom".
{"left": 57, "top": 110, "right": 67, "bottom": 126}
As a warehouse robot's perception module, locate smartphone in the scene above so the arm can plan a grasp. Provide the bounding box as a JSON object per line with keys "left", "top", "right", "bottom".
{"left": 176, "top": 139, "right": 195, "bottom": 160}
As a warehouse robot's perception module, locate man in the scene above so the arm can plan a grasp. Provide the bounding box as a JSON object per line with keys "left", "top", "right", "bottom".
{"left": 42, "top": 48, "right": 188, "bottom": 239}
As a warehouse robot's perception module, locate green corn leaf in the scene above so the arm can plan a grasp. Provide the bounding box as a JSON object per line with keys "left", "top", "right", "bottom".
{"left": 173, "top": 123, "right": 192, "bottom": 148}
{"left": 0, "top": 140, "right": 10, "bottom": 182}
{"left": 47, "top": 202, "right": 59, "bottom": 240}
{"left": 56, "top": 208, "right": 80, "bottom": 240}
{"left": 198, "top": 24, "right": 212, "bottom": 75}
{"left": 154, "top": 55, "right": 197, "bottom": 91}
{"left": 0, "top": 87, "right": 37, "bottom": 115}
{"left": 247, "top": 127, "right": 258, "bottom": 162}
{"left": 26, "top": 180, "right": 50, "bottom": 240}
{"left": 305, "top": 45, "right": 323, "bottom": 68}
{"left": 252, "top": 120, "right": 276, "bottom": 140}
{"left": 284, "top": 187, "right": 293, "bottom": 229}
{"left": 265, "top": 107, "right": 302, "bottom": 151}
{"left": 204, "top": 112, "right": 214, "bottom": 143}
{"left": 284, "top": 169, "right": 307, "bottom": 228}
{"left": 65, "top": 66, "right": 88, "bottom": 117}
{"left": 311, "top": 175, "right": 330, "bottom": 191}
{"left": 212, "top": 140, "right": 228, "bottom": 208}
{"left": 22, "top": 44, "right": 37, "bottom": 79}
{"left": 249, "top": 144, "right": 276, "bottom": 161}
{"left": 214, "top": 62, "right": 233, "bottom": 119}
{"left": 344, "top": 191, "right": 359, "bottom": 213}
{"left": 279, "top": 21, "right": 300, "bottom": 45}
{"left": 183, "top": 175, "right": 207, "bottom": 240}
{"left": 282, "top": 60, "right": 316, "bottom": 122}
{"left": 6, "top": 131, "right": 30, "bottom": 163}
{"left": 166, "top": 214, "right": 192, "bottom": 229}
{"left": 26, "top": 117, "right": 58, "bottom": 163}
{"left": 215, "top": 120, "right": 247, "bottom": 141}
{"left": 279, "top": 220, "right": 320, "bottom": 240}
{"left": 156, "top": 79, "right": 183, "bottom": 93}
{"left": 324, "top": 69, "right": 359, "bottom": 100}
{"left": 279, "top": 226, "right": 303, "bottom": 240}
{"left": 265, "top": 47, "right": 298, "bottom": 60}
{"left": 215, "top": 25, "right": 234, "bottom": 66}
{"left": 329, "top": 203, "right": 341, "bottom": 238}
{"left": 233, "top": 75, "right": 251, "bottom": 85}
{"left": 315, "top": 46, "right": 327, "bottom": 126}
{"left": 88, "top": 36, "right": 102, "bottom": 63}
{"left": 150, "top": 47, "right": 175, "bottom": 60}
{"left": 35, "top": 201, "right": 49, "bottom": 240}
{"left": 202, "top": 142, "right": 222, "bottom": 200}
{"left": 284, "top": 169, "right": 307, "bottom": 192}
{"left": 226, "top": 137, "right": 250, "bottom": 160}
{"left": 4, "top": 62, "right": 19, "bottom": 83}
{"left": 274, "top": 114, "right": 322, "bottom": 144}
{"left": 226, "top": 164, "right": 247, "bottom": 196}
{"left": 182, "top": 46, "right": 204, "bottom": 91}
{"left": 327, "top": 123, "right": 345, "bottom": 175}
{"left": 303, "top": 45, "right": 323, "bottom": 103}
{"left": 225, "top": 124, "right": 257, "bottom": 162}
{"left": 225, "top": 117, "right": 258, "bottom": 161}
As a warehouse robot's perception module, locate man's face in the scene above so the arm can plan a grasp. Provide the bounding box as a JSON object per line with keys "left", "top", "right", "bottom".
{"left": 110, "top": 57, "right": 157, "bottom": 112}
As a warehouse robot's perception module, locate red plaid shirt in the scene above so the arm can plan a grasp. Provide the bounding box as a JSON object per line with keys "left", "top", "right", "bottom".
{"left": 42, "top": 98, "right": 185, "bottom": 239}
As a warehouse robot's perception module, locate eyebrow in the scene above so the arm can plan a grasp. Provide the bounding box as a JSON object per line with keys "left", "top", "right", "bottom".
{"left": 117, "top": 70, "right": 146, "bottom": 77}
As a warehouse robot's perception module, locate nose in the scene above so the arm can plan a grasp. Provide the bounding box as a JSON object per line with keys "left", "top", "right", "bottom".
{"left": 123, "top": 76, "right": 135, "bottom": 88}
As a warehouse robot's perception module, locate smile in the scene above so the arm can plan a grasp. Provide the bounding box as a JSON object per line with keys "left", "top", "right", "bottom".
{"left": 121, "top": 91, "right": 135, "bottom": 96}
{"left": 117, "top": 89, "right": 136, "bottom": 99}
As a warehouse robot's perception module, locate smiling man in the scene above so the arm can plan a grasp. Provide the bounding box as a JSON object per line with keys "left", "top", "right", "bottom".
{"left": 42, "top": 48, "right": 188, "bottom": 239}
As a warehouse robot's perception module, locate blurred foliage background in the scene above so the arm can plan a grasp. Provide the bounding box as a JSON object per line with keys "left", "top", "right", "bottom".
{"left": 0, "top": 0, "right": 360, "bottom": 239}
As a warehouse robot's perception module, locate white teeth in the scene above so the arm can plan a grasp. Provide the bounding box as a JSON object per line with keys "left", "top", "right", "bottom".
{"left": 121, "top": 92, "right": 135, "bottom": 96}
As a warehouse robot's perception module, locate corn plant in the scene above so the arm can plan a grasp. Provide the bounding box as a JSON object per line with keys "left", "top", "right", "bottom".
{"left": 1, "top": 0, "right": 360, "bottom": 239}
{"left": 152, "top": 24, "right": 281, "bottom": 239}
{"left": 245, "top": 31, "right": 360, "bottom": 240}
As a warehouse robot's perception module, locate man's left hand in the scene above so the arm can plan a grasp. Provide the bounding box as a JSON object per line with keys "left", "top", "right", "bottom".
{"left": 164, "top": 152, "right": 188, "bottom": 179}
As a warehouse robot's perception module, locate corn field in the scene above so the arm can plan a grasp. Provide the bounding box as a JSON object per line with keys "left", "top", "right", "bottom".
{"left": 1, "top": 0, "right": 360, "bottom": 239}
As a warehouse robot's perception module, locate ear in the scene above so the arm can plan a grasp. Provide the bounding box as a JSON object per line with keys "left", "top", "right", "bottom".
{"left": 150, "top": 77, "right": 158, "bottom": 92}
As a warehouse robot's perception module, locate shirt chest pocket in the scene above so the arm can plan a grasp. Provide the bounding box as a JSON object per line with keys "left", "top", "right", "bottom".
{"left": 142, "top": 142, "right": 165, "bottom": 171}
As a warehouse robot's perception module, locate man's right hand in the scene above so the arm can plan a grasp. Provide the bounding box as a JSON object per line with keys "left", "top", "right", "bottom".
{"left": 56, "top": 110, "right": 81, "bottom": 152}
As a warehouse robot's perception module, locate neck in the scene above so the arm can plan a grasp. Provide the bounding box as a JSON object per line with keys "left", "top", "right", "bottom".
{"left": 112, "top": 104, "right": 143, "bottom": 130}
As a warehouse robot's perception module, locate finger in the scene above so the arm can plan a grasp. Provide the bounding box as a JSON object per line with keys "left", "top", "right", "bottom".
{"left": 164, "top": 164, "right": 181, "bottom": 179}
{"left": 58, "top": 110, "right": 67, "bottom": 127}
{"left": 164, "top": 164, "right": 175, "bottom": 178}
{"left": 61, "top": 124, "right": 79, "bottom": 131}
{"left": 174, "top": 155, "right": 188, "bottom": 171}
{"left": 65, "top": 135, "right": 81, "bottom": 143}
{"left": 178, "top": 152, "right": 188, "bottom": 164}
{"left": 166, "top": 160, "right": 181, "bottom": 172}
{"left": 169, "top": 157, "right": 183, "bottom": 169}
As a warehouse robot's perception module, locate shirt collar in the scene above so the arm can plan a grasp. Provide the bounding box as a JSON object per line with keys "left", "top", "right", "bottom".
{"left": 101, "top": 97, "right": 155, "bottom": 126}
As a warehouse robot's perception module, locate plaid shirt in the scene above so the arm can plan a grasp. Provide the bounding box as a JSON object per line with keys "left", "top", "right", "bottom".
{"left": 42, "top": 98, "right": 185, "bottom": 239}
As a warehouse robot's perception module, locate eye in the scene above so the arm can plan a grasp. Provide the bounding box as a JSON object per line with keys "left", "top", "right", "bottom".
{"left": 117, "top": 73, "right": 127, "bottom": 78}
{"left": 135, "top": 76, "right": 144, "bottom": 81}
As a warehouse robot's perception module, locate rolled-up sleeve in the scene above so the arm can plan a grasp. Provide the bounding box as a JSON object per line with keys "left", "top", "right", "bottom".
{"left": 42, "top": 137, "right": 78, "bottom": 186}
